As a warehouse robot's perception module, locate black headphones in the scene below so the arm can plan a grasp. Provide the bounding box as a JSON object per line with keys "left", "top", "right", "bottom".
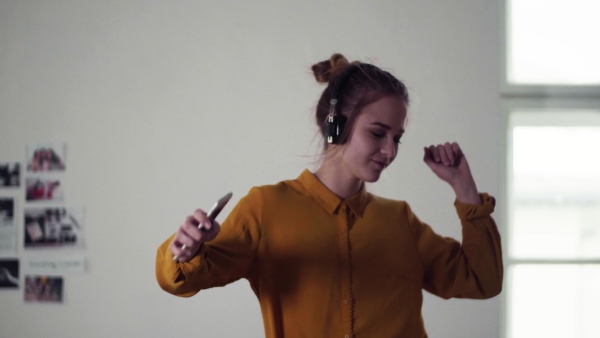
{"left": 326, "top": 64, "right": 360, "bottom": 144}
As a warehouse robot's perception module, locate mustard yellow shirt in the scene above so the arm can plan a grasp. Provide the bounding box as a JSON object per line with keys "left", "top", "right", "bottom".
{"left": 156, "top": 169, "right": 503, "bottom": 338}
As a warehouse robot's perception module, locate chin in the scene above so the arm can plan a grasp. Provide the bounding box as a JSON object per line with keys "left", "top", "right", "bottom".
{"left": 361, "top": 171, "right": 383, "bottom": 183}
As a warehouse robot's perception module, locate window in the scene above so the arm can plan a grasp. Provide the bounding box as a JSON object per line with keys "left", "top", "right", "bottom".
{"left": 503, "top": 1, "right": 600, "bottom": 338}
{"left": 506, "top": 0, "right": 600, "bottom": 86}
{"left": 506, "top": 111, "right": 600, "bottom": 337}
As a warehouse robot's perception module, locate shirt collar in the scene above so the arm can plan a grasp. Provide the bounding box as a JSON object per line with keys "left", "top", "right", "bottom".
{"left": 297, "top": 169, "right": 369, "bottom": 218}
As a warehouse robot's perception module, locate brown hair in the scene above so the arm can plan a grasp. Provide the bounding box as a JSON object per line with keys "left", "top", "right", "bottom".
{"left": 311, "top": 53, "right": 409, "bottom": 149}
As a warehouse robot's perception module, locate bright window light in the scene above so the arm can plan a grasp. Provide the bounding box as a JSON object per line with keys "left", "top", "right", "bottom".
{"left": 507, "top": 0, "right": 600, "bottom": 85}
{"left": 511, "top": 121, "right": 600, "bottom": 259}
{"left": 508, "top": 110, "right": 600, "bottom": 338}
{"left": 508, "top": 265, "right": 600, "bottom": 338}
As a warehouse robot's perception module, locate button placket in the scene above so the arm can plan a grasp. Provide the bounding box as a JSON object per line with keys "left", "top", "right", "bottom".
{"left": 337, "top": 203, "right": 354, "bottom": 338}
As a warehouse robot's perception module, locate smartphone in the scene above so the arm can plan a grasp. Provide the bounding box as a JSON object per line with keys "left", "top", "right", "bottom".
{"left": 203, "top": 192, "right": 233, "bottom": 227}
{"left": 173, "top": 192, "right": 232, "bottom": 262}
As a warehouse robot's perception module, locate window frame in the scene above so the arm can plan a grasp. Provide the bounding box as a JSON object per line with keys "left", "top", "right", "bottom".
{"left": 500, "top": 0, "right": 600, "bottom": 97}
{"left": 502, "top": 98, "right": 600, "bottom": 338}
{"left": 500, "top": 0, "right": 600, "bottom": 337}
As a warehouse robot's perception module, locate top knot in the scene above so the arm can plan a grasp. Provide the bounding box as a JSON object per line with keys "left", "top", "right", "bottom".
{"left": 311, "top": 53, "right": 358, "bottom": 84}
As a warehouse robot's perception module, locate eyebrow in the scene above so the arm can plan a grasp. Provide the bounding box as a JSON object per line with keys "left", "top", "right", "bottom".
{"left": 370, "top": 122, "right": 405, "bottom": 134}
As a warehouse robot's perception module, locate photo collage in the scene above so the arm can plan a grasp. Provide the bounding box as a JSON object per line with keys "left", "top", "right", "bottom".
{"left": 0, "top": 142, "right": 86, "bottom": 304}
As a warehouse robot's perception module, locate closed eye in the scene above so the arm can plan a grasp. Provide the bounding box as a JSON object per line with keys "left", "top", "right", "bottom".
{"left": 370, "top": 131, "right": 385, "bottom": 139}
{"left": 371, "top": 131, "right": 402, "bottom": 144}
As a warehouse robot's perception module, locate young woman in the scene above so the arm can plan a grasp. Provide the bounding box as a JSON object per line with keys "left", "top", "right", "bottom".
{"left": 156, "top": 54, "right": 503, "bottom": 338}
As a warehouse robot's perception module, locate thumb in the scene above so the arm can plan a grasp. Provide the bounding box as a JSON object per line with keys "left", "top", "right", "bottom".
{"left": 423, "top": 147, "right": 437, "bottom": 167}
{"left": 204, "top": 221, "right": 221, "bottom": 241}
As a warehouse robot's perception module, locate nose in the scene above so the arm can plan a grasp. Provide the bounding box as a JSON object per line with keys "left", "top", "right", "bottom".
{"left": 381, "top": 138, "right": 397, "bottom": 165}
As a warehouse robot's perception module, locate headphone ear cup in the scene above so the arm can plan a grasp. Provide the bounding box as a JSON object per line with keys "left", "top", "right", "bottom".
{"left": 326, "top": 114, "right": 347, "bottom": 144}
{"left": 326, "top": 65, "right": 358, "bottom": 145}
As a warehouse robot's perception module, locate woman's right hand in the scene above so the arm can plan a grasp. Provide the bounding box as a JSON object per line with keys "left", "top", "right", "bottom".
{"left": 170, "top": 209, "right": 221, "bottom": 262}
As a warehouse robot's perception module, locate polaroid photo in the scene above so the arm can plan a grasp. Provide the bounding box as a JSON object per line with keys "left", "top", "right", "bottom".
{"left": 24, "top": 207, "right": 85, "bottom": 249}
{"left": 0, "top": 197, "right": 15, "bottom": 227}
{"left": 26, "top": 143, "right": 66, "bottom": 173}
{"left": 25, "top": 177, "right": 64, "bottom": 202}
{"left": 0, "top": 259, "right": 19, "bottom": 289}
{"left": 24, "top": 275, "right": 63, "bottom": 303}
{"left": 0, "top": 162, "right": 21, "bottom": 187}
{"left": 0, "top": 197, "right": 17, "bottom": 255}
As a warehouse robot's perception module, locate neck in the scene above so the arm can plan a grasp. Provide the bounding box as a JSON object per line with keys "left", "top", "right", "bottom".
{"left": 314, "top": 159, "right": 363, "bottom": 199}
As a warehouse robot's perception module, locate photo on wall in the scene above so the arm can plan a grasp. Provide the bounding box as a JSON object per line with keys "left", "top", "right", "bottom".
{"left": 26, "top": 143, "right": 66, "bottom": 173}
{"left": 24, "top": 275, "right": 63, "bottom": 303}
{"left": 0, "top": 197, "right": 17, "bottom": 255}
{"left": 23, "top": 207, "right": 85, "bottom": 249}
{"left": 0, "top": 259, "right": 19, "bottom": 289}
{"left": 0, "top": 162, "right": 20, "bottom": 187}
{"left": 0, "top": 197, "right": 14, "bottom": 227}
{"left": 25, "top": 177, "right": 64, "bottom": 202}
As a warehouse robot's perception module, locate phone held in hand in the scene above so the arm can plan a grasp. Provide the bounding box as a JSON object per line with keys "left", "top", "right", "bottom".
{"left": 173, "top": 192, "right": 232, "bottom": 262}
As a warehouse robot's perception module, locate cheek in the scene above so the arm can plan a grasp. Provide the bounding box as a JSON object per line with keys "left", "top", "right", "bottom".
{"left": 345, "top": 133, "right": 379, "bottom": 162}
{"left": 349, "top": 139, "right": 372, "bottom": 157}
{"left": 342, "top": 144, "right": 364, "bottom": 166}
{"left": 392, "top": 145, "right": 399, "bottom": 159}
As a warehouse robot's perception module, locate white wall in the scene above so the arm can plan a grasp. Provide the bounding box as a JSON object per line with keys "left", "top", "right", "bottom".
{"left": 0, "top": 1, "right": 503, "bottom": 337}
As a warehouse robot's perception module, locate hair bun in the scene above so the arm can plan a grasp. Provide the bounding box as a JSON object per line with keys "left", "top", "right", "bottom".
{"left": 311, "top": 53, "right": 353, "bottom": 84}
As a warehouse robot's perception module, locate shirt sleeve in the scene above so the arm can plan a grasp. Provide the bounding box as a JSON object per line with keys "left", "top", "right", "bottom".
{"left": 407, "top": 193, "right": 503, "bottom": 299}
{"left": 155, "top": 187, "right": 263, "bottom": 297}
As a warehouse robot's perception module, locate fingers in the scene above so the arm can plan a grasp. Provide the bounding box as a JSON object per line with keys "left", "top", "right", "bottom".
{"left": 424, "top": 142, "right": 462, "bottom": 166}
{"left": 170, "top": 208, "right": 221, "bottom": 262}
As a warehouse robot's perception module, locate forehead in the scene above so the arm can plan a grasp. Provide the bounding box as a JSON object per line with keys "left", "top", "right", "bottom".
{"left": 356, "top": 96, "right": 407, "bottom": 131}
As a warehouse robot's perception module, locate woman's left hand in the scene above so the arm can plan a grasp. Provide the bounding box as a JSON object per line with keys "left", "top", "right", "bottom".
{"left": 423, "top": 142, "right": 481, "bottom": 204}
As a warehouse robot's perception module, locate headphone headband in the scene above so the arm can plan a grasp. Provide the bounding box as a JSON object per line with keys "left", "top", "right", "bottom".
{"left": 326, "top": 64, "right": 360, "bottom": 144}
{"left": 330, "top": 64, "right": 360, "bottom": 106}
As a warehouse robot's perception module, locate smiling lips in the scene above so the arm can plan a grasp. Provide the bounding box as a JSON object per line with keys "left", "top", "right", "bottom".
{"left": 371, "top": 159, "right": 388, "bottom": 171}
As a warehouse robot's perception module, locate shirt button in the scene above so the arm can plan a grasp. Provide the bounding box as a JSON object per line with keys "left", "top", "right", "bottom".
{"left": 345, "top": 335, "right": 350, "bottom": 338}
{"left": 344, "top": 299, "right": 349, "bottom": 304}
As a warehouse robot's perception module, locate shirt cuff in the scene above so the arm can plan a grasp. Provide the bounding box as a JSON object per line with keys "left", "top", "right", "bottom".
{"left": 454, "top": 193, "right": 496, "bottom": 220}
{"left": 176, "top": 244, "right": 207, "bottom": 280}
